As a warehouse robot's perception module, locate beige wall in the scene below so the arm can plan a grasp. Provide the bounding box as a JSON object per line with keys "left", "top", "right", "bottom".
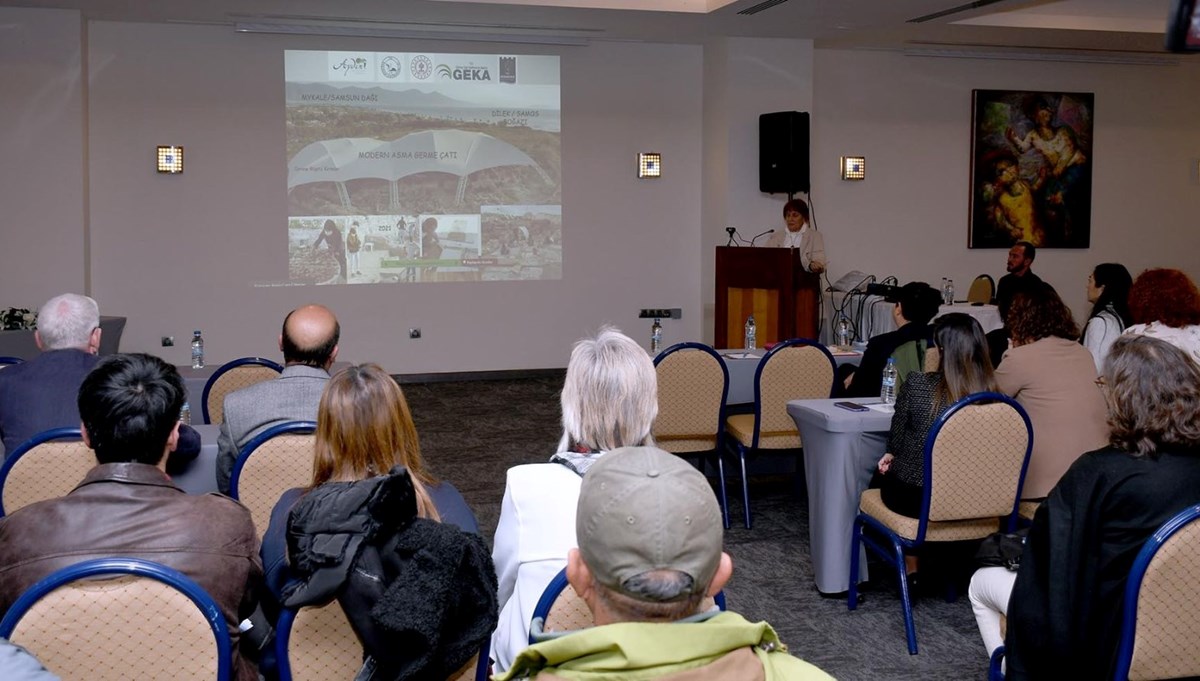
{"left": 812, "top": 49, "right": 1200, "bottom": 319}
{"left": 4, "top": 7, "right": 1197, "bottom": 371}
{"left": 0, "top": 8, "right": 86, "bottom": 305}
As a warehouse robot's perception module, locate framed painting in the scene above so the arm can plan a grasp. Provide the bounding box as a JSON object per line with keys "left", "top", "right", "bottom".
{"left": 968, "top": 89, "right": 1094, "bottom": 249}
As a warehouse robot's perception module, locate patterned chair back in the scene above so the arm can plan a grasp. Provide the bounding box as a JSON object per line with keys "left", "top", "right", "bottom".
{"left": 967, "top": 274, "right": 995, "bottom": 304}
{"left": 202, "top": 357, "right": 283, "bottom": 424}
{"left": 754, "top": 340, "right": 835, "bottom": 444}
{"left": 277, "top": 602, "right": 363, "bottom": 681}
{"left": 653, "top": 343, "right": 728, "bottom": 453}
{"left": 0, "top": 558, "right": 232, "bottom": 680}
{"left": 926, "top": 396, "right": 1032, "bottom": 524}
{"left": 230, "top": 422, "right": 316, "bottom": 540}
{"left": 1117, "top": 504, "right": 1200, "bottom": 681}
{"left": 0, "top": 428, "right": 92, "bottom": 517}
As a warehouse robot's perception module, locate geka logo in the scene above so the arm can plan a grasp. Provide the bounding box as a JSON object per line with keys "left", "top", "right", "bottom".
{"left": 436, "top": 63, "right": 492, "bottom": 81}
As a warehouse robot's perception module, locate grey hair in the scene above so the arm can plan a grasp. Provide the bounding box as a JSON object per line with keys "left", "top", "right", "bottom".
{"left": 593, "top": 570, "right": 703, "bottom": 622}
{"left": 557, "top": 326, "right": 657, "bottom": 453}
{"left": 37, "top": 294, "right": 99, "bottom": 350}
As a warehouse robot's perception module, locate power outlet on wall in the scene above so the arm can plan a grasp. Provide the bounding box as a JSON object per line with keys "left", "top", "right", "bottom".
{"left": 638, "top": 308, "right": 682, "bottom": 319}
{"left": 409, "top": 328, "right": 422, "bottom": 339}
{"left": 161, "top": 336, "right": 174, "bottom": 347}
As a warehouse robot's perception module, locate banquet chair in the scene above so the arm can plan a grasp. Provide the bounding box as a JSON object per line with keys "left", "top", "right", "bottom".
{"left": 277, "top": 602, "right": 492, "bottom": 681}
{"left": 0, "top": 557, "right": 232, "bottom": 681}
{"left": 968, "top": 275, "right": 996, "bottom": 305}
{"left": 724, "top": 338, "right": 836, "bottom": 528}
{"left": 848, "top": 392, "right": 1032, "bottom": 655}
{"left": 923, "top": 346, "right": 940, "bottom": 372}
{"left": 529, "top": 567, "right": 726, "bottom": 644}
{"left": 201, "top": 357, "right": 284, "bottom": 424}
{"left": 0, "top": 356, "right": 24, "bottom": 367}
{"left": 229, "top": 420, "right": 316, "bottom": 540}
{"left": 0, "top": 427, "right": 91, "bottom": 517}
{"left": 652, "top": 342, "right": 731, "bottom": 528}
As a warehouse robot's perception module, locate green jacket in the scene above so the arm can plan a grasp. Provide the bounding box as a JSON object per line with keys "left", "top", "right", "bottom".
{"left": 496, "top": 611, "right": 834, "bottom": 681}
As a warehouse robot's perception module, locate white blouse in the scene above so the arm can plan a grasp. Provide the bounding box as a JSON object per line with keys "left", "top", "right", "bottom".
{"left": 1123, "top": 322, "right": 1200, "bottom": 367}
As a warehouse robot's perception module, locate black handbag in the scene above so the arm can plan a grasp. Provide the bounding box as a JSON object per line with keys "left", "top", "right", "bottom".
{"left": 975, "top": 528, "right": 1028, "bottom": 571}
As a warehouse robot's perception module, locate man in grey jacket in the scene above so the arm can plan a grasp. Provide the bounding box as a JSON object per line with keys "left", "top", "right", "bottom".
{"left": 215, "top": 304, "right": 339, "bottom": 494}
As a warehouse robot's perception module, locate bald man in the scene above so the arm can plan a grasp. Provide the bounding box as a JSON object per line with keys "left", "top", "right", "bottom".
{"left": 215, "top": 305, "right": 340, "bottom": 494}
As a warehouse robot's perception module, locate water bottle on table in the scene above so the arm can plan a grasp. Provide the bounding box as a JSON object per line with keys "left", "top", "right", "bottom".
{"left": 744, "top": 315, "right": 757, "bottom": 350}
{"left": 880, "top": 357, "right": 898, "bottom": 405}
{"left": 835, "top": 315, "right": 853, "bottom": 348}
{"left": 191, "top": 330, "right": 205, "bottom": 369}
{"left": 945, "top": 278, "right": 955, "bottom": 305}
{"left": 650, "top": 318, "right": 663, "bottom": 353}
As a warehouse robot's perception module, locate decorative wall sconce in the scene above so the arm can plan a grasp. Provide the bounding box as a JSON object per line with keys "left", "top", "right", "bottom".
{"left": 157, "top": 146, "right": 184, "bottom": 174}
{"left": 637, "top": 152, "right": 662, "bottom": 179}
{"left": 840, "top": 155, "right": 865, "bottom": 181}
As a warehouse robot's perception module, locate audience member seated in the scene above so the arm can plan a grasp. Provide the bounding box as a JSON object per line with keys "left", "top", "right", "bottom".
{"left": 498, "top": 446, "right": 833, "bottom": 681}
{"left": 491, "top": 326, "right": 657, "bottom": 673}
{"left": 1123, "top": 267, "right": 1200, "bottom": 366}
{"left": 875, "top": 313, "right": 997, "bottom": 520}
{"left": 1080, "top": 262, "right": 1132, "bottom": 373}
{"left": 844, "top": 281, "right": 942, "bottom": 397}
{"left": 0, "top": 638, "right": 59, "bottom": 681}
{"left": 216, "top": 304, "right": 339, "bottom": 494}
{"left": 270, "top": 366, "right": 493, "bottom": 679}
{"left": 0, "top": 354, "right": 262, "bottom": 679}
{"left": 995, "top": 285, "right": 1108, "bottom": 499}
{"left": 0, "top": 293, "right": 199, "bottom": 466}
{"left": 988, "top": 241, "right": 1042, "bottom": 367}
{"left": 970, "top": 336, "right": 1200, "bottom": 679}
{"left": 261, "top": 363, "right": 478, "bottom": 601}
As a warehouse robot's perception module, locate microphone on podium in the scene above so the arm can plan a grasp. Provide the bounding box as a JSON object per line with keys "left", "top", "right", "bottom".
{"left": 749, "top": 229, "right": 774, "bottom": 246}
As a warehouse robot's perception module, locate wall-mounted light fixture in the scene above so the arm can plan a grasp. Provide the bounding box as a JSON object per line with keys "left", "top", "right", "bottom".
{"left": 637, "top": 152, "right": 662, "bottom": 179}
{"left": 157, "top": 146, "right": 184, "bottom": 174}
{"left": 840, "top": 155, "right": 865, "bottom": 181}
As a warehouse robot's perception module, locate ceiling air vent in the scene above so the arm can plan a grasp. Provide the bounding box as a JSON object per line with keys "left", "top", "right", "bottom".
{"left": 738, "top": 0, "right": 791, "bottom": 16}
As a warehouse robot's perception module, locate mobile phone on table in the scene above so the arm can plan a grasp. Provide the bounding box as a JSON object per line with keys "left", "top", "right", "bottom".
{"left": 834, "top": 401, "right": 870, "bottom": 412}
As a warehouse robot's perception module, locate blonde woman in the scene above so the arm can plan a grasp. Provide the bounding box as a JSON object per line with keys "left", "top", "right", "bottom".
{"left": 260, "top": 363, "right": 477, "bottom": 599}
{"left": 490, "top": 327, "right": 658, "bottom": 672}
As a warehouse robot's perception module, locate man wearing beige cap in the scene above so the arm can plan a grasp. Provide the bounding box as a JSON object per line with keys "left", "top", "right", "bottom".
{"left": 498, "top": 446, "right": 832, "bottom": 680}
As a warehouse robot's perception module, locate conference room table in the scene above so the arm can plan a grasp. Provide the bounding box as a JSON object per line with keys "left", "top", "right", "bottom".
{"left": 720, "top": 348, "right": 862, "bottom": 405}
{"left": 787, "top": 397, "right": 894, "bottom": 594}
{"left": 824, "top": 296, "right": 1004, "bottom": 345}
{"left": 172, "top": 423, "right": 220, "bottom": 495}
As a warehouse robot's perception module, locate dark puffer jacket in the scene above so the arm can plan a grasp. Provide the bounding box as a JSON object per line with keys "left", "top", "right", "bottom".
{"left": 282, "top": 466, "right": 498, "bottom": 681}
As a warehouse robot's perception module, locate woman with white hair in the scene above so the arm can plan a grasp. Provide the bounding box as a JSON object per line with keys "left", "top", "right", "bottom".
{"left": 490, "top": 326, "right": 657, "bottom": 672}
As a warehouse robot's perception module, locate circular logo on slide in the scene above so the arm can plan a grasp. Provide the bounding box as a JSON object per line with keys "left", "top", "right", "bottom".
{"left": 411, "top": 55, "right": 433, "bottom": 80}
{"left": 380, "top": 56, "right": 401, "bottom": 79}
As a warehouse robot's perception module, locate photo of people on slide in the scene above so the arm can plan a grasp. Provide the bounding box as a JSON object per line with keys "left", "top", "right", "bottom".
{"left": 283, "top": 51, "right": 561, "bottom": 285}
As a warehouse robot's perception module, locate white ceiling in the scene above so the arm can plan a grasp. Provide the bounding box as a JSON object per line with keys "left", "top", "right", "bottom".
{"left": 0, "top": 0, "right": 1185, "bottom": 53}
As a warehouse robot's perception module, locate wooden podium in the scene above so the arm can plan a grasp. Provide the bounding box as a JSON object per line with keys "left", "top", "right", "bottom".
{"left": 714, "top": 247, "right": 821, "bottom": 348}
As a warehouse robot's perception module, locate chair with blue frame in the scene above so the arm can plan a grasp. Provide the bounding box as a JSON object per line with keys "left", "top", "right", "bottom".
{"left": 0, "top": 427, "right": 91, "bottom": 517}
{"left": 0, "top": 557, "right": 232, "bottom": 680}
{"left": 848, "top": 392, "right": 1032, "bottom": 655}
{"left": 529, "top": 566, "right": 727, "bottom": 643}
{"left": 201, "top": 356, "right": 284, "bottom": 424}
{"left": 230, "top": 420, "right": 316, "bottom": 541}
{"left": 723, "top": 338, "right": 837, "bottom": 528}
{"left": 0, "top": 356, "right": 25, "bottom": 367}
{"left": 277, "top": 601, "right": 493, "bottom": 681}
{"left": 653, "top": 342, "right": 732, "bottom": 528}
{"left": 988, "top": 503, "right": 1200, "bottom": 680}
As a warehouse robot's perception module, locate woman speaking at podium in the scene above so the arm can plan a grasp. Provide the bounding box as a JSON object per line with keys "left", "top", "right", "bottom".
{"left": 762, "top": 198, "right": 826, "bottom": 273}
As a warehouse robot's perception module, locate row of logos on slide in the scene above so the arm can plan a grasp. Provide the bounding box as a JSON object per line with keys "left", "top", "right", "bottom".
{"left": 326, "top": 52, "right": 517, "bottom": 84}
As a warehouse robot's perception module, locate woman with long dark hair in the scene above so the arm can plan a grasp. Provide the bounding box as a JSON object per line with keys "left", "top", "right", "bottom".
{"left": 875, "top": 313, "right": 998, "bottom": 517}
{"left": 1080, "top": 262, "right": 1132, "bottom": 373}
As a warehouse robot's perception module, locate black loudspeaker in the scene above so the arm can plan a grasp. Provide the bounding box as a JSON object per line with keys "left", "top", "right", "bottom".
{"left": 759, "top": 111, "right": 810, "bottom": 195}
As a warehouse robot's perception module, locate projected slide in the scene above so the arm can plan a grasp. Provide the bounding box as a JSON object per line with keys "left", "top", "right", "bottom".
{"left": 283, "top": 50, "right": 561, "bottom": 285}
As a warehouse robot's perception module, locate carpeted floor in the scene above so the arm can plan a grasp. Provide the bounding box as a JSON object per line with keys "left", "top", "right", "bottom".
{"left": 402, "top": 374, "right": 990, "bottom": 680}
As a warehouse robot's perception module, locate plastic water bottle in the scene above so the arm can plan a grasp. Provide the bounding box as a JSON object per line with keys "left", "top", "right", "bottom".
{"left": 650, "top": 318, "right": 663, "bottom": 354}
{"left": 945, "top": 278, "right": 955, "bottom": 305}
{"left": 744, "top": 315, "right": 757, "bottom": 350}
{"left": 880, "top": 357, "right": 898, "bottom": 405}
{"left": 179, "top": 401, "right": 191, "bottom": 426}
{"left": 191, "top": 330, "right": 205, "bottom": 369}
{"left": 835, "top": 315, "right": 853, "bottom": 348}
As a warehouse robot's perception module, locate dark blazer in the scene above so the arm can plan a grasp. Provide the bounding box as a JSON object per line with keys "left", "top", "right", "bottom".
{"left": 0, "top": 349, "right": 98, "bottom": 456}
